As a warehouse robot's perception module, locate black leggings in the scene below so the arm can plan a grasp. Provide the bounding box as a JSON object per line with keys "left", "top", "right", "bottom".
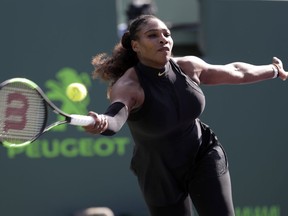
{"left": 147, "top": 171, "right": 234, "bottom": 216}
{"left": 147, "top": 145, "right": 235, "bottom": 216}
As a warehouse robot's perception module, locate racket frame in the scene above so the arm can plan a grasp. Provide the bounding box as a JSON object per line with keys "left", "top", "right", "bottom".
{"left": 0, "top": 78, "right": 93, "bottom": 148}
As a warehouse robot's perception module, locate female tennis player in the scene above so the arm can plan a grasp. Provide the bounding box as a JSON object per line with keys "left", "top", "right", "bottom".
{"left": 84, "top": 15, "right": 287, "bottom": 216}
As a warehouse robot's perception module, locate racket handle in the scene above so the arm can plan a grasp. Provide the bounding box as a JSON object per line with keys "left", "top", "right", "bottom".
{"left": 69, "top": 114, "right": 95, "bottom": 126}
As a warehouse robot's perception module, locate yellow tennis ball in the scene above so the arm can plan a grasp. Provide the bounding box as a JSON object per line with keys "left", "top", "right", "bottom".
{"left": 66, "top": 83, "right": 87, "bottom": 102}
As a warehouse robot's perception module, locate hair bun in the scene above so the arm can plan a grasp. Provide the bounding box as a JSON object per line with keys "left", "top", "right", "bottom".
{"left": 121, "top": 31, "right": 132, "bottom": 50}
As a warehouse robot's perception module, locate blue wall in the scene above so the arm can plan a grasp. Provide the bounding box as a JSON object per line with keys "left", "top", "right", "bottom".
{"left": 0, "top": 0, "right": 287, "bottom": 216}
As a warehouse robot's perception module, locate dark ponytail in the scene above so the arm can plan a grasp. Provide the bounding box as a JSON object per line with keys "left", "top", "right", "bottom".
{"left": 121, "top": 31, "right": 133, "bottom": 50}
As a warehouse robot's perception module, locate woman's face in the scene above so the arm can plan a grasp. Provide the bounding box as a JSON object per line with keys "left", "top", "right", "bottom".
{"left": 131, "top": 18, "right": 173, "bottom": 68}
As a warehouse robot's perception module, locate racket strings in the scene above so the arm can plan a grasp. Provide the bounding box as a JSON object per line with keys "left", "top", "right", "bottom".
{"left": 0, "top": 82, "right": 46, "bottom": 144}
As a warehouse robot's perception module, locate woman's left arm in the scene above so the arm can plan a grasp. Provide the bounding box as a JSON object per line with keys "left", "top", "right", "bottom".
{"left": 176, "top": 56, "right": 288, "bottom": 85}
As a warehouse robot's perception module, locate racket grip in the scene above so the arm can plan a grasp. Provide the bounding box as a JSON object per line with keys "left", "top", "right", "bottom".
{"left": 69, "top": 114, "right": 95, "bottom": 126}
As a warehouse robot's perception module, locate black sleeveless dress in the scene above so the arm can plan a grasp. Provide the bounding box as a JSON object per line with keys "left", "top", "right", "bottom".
{"left": 127, "top": 59, "right": 222, "bottom": 205}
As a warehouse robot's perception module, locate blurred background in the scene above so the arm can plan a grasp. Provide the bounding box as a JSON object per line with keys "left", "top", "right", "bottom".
{"left": 0, "top": 0, "right": 287, "bottom": 215}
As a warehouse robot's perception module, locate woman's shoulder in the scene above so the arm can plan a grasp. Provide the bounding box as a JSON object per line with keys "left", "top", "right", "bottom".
{"left": 112, "top": 67, "right": 142, "bottom": 92}
{"left": 110, "top": 67, "right": 144, "bottom": 110}
{"left": 172, "top": 55, "right": 206, "bottom": 66}
{"left": 118, "top": 67, "right": 139, "bottom": 84}
{"left": 172, "top": 56, "right": 207, "bottom": 84}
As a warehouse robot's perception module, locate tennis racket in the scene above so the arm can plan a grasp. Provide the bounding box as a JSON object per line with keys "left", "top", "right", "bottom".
{"left": 0, "top": 78, "right": 95, "bottom": 148}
